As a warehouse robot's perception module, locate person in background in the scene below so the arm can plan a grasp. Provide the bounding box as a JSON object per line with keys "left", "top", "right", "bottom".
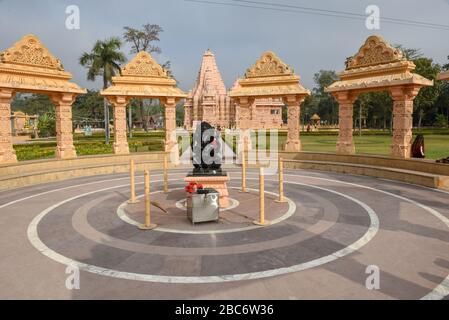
{"left": 411, "top": 134, "right": 425, "bottom": 158}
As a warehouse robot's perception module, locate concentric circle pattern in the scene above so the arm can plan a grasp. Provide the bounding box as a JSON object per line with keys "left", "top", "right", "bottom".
{"left": 1, "top": 168, "right": 449, "bottom": 299}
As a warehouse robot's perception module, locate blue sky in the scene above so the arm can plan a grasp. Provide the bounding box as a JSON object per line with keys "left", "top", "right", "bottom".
{"left": 1, "top": 0, "right": 449, "bottom": 91}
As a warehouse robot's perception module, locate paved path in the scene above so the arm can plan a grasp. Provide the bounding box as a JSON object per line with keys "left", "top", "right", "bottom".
{"left": 0, "top": 168, "right": 448, "bottom": 299}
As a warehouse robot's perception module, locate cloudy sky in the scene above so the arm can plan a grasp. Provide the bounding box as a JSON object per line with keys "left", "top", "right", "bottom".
{"left": 1, "top": 0, "right": 448, "bottom": 91}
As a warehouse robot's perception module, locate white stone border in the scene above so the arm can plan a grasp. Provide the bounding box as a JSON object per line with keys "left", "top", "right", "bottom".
{"left": 17, "top": 172, "right": 449, "bottom": 298}
{"left": 285, "top": 174, "right": 449, "bottom": 300}
{"left": 27, "top": 178, "right": 379, "bottom": 284}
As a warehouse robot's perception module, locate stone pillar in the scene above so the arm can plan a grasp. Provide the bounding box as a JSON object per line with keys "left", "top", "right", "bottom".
{"left": 184, "top": 105, "right": 192, "bottom": 129}
{"left": 163, "top": 98, "right": 179, "bottom": 164}
{"left": 334, "top": 91, "right": 357, "bottom": 155}
{"left": 236, "top": 97, "right": 253, "bottom": 156}
{"left": 390, "top": 87, "right": 419, "bottom": 158}
{"left": 110, "top": 96, "right": 129, "bottom": 155}
{"left": 0, "top": 89, "right": 17, "bottom": 164}
{"left": 284, "top": 95, "right": 304, "bottom": 152}
{"left": 51, "top": 93, "right": 77, "bottom": 160}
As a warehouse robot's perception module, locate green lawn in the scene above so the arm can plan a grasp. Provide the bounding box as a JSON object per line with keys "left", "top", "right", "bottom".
{"left": 250, "top": 130, "right": 449, "bottom": 160}
{"left": 13, "top": 131, "right": 166, "bottom": 161}
{"left": 300, "top": 134, "right": 449, "bottom": 159}
{"left": 12, "top": 129, "right": 449, "bottom": 161}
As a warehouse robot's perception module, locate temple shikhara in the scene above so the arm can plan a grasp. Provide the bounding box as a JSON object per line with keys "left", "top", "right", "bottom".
{"left": 183, "top": 49, "right": 284, "bottom": 130}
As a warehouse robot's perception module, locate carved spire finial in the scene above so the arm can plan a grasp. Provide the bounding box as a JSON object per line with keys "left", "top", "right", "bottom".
{"left": 346, "top": 35, "right": 405, "bottom": 69}
{"left": 121, "top": 51, "right": 168, "bottom": 77}
{"left": 0, "top": 34, "right": 64, "bottom": 70}
{"left": 244, "top": 51, "right": 293, "bottom": 78}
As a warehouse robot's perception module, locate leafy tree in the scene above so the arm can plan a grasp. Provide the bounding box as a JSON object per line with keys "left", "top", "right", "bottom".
{"left": 412, "top": 57, "right": 442, "bottom": 128}
{"left": 435, "top": 55, "right": 449, "bottom": 124}
{"left": 72, "top": 90, "right": 104, "bottom": 128}
{"left": 355, "top": 92, "right": 392, "bottom": 131}
{"left": 79, "top": 37, "right": 126, "bottom": 143}
{"left": 11, "top": 94, "right": 53, "bottom": 116}
{"left": 443, "top": 55, "right": 449, "bottom": 71}
{"left": 176, "top": 102, "right": 184, "bottom": 127}
{"left": 37, "top": 112, "right": 56, "bottom": 137}
{"left": 435, "top": 114, "right": 448, "bottom": 128}
{"left": 302, "top": 70, "right": 339, "bottom": 125}
{"left": 393, "top": 45, "right": 423, "bottom": 60}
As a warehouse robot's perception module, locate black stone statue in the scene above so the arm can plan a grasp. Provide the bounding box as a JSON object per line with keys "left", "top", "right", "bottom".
{"left": 190, "top": 121, "right": 225, "bottom": 176}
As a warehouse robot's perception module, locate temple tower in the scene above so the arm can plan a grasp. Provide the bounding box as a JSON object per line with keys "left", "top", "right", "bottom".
{"left": 184, "top": 50, "right": 285, "bottom": 130}
{"left": 184, "top": 49, "right": 232, "bottom": 129}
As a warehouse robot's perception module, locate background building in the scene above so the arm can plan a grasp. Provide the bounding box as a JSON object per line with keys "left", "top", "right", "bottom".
{"left": 184, "top": 49, "right": 285, "bottom": 129}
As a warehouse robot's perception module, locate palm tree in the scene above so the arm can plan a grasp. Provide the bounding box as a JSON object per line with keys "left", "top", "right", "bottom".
{"left": 79, "top": 37, "right": 126, "bottom": 144}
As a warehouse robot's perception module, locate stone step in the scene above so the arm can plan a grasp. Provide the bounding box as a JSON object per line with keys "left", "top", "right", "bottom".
{"left": 278, "top": 151, "right": 449, "bottom": 176}
{"left": 281, "top": 159, "right": 449, "bottom": 191}
{"left": 0, "top": 152, "right": 167, "bottom": 177}
{"left": 0, "top": 158, "right": 167, "bottom": 191}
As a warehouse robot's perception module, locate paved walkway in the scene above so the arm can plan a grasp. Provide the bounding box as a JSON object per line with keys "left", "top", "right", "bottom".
{"left": 0, "top": 168, "right": 448, "bottom": 299}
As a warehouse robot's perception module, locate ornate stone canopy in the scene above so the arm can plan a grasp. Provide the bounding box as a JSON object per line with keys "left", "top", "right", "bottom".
{"left": 0, "top": 34, "right": 85, "bottom": 94}
{"left": 100, "top": 51, "right": 186, "bottom": 162}
{"left": 229, "top": 51, "right": 310, "bottom": 154}
{"left": 101, "top": 51, "right": 187, "bottom": 99}
{"left": 326, "top": 35, "right": 433, "bottom": 93}
{"left": 228, "top": 51, "right": 310, "bottom": 98}
{"left": 0, "top": 34, "right": 86, "bottom": 163}
{"left": 325, "top": 35, "right": 434, "bottom": 159}
{"left": 438, "top": 70, "right": 449, "bottom": 81}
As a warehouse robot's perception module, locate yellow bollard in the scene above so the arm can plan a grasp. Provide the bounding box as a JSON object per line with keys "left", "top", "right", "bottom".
{"left": 253, "top": 167, "right": 270, "bottom": 226}
{"left": 127, "top": 159, "right": 139, "bottom": 204}
{"left": 139, "top": 170, "right": 157, "bottom": 230}
{"left": 275, "top": 157, "right": 287, "bottom": 203}
{"left": 239, "top": 143, "right": 248, "bottom": 193}
{"left": 163, "top": 152, "right": 169, "bottom": 193}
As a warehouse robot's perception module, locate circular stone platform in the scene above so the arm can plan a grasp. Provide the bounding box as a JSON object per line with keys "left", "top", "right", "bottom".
{"left": 1, "top": 168, "right": 449, "bottom": 299}
{"left": 118, "top": 188, "right": 295, "bottom": 233}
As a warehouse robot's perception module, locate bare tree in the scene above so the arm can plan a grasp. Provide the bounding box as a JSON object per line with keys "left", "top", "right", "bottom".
{"left": 123, "top": 24, "right": 163, "bottom": 54}
{"left": 123, "top": 24, "right": 166, "bottom": 132}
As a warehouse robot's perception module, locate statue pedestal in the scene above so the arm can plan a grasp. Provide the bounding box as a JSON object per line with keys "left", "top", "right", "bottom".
{"left": 184, "top": 174, "right": 230, "bottom": 208}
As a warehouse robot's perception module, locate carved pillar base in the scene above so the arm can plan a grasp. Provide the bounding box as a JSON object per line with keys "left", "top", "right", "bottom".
{"left": 336, "top": 141, "right": 356, "bottom": 155}
{"left": 113, "top": 143, "right": 129, "bottom": 155}
{"left": 0, "top": 89, "right": 17, "bottom": 164}
{"left": 184, "top": 104, "right": 192, "bottom": 129}
{"left": 390, "top": 87, "right": 418, "bottom": 159}
{"left": 284, "top": 139, "right": 301, "bottom": 152}
{"left": 334, "top": 92, "right": 356, "bottom": 155}
{"left": 164, "top": 99, "right": 179, "bottom": 164}
{"left": 56, "top": 144, "right": 77, "bottom": 160}
{"left": 52, "top": 93, "right": 77, "bottom": 160}
{"left": 111, "top": 97, "right": 129, "bottom": 155}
